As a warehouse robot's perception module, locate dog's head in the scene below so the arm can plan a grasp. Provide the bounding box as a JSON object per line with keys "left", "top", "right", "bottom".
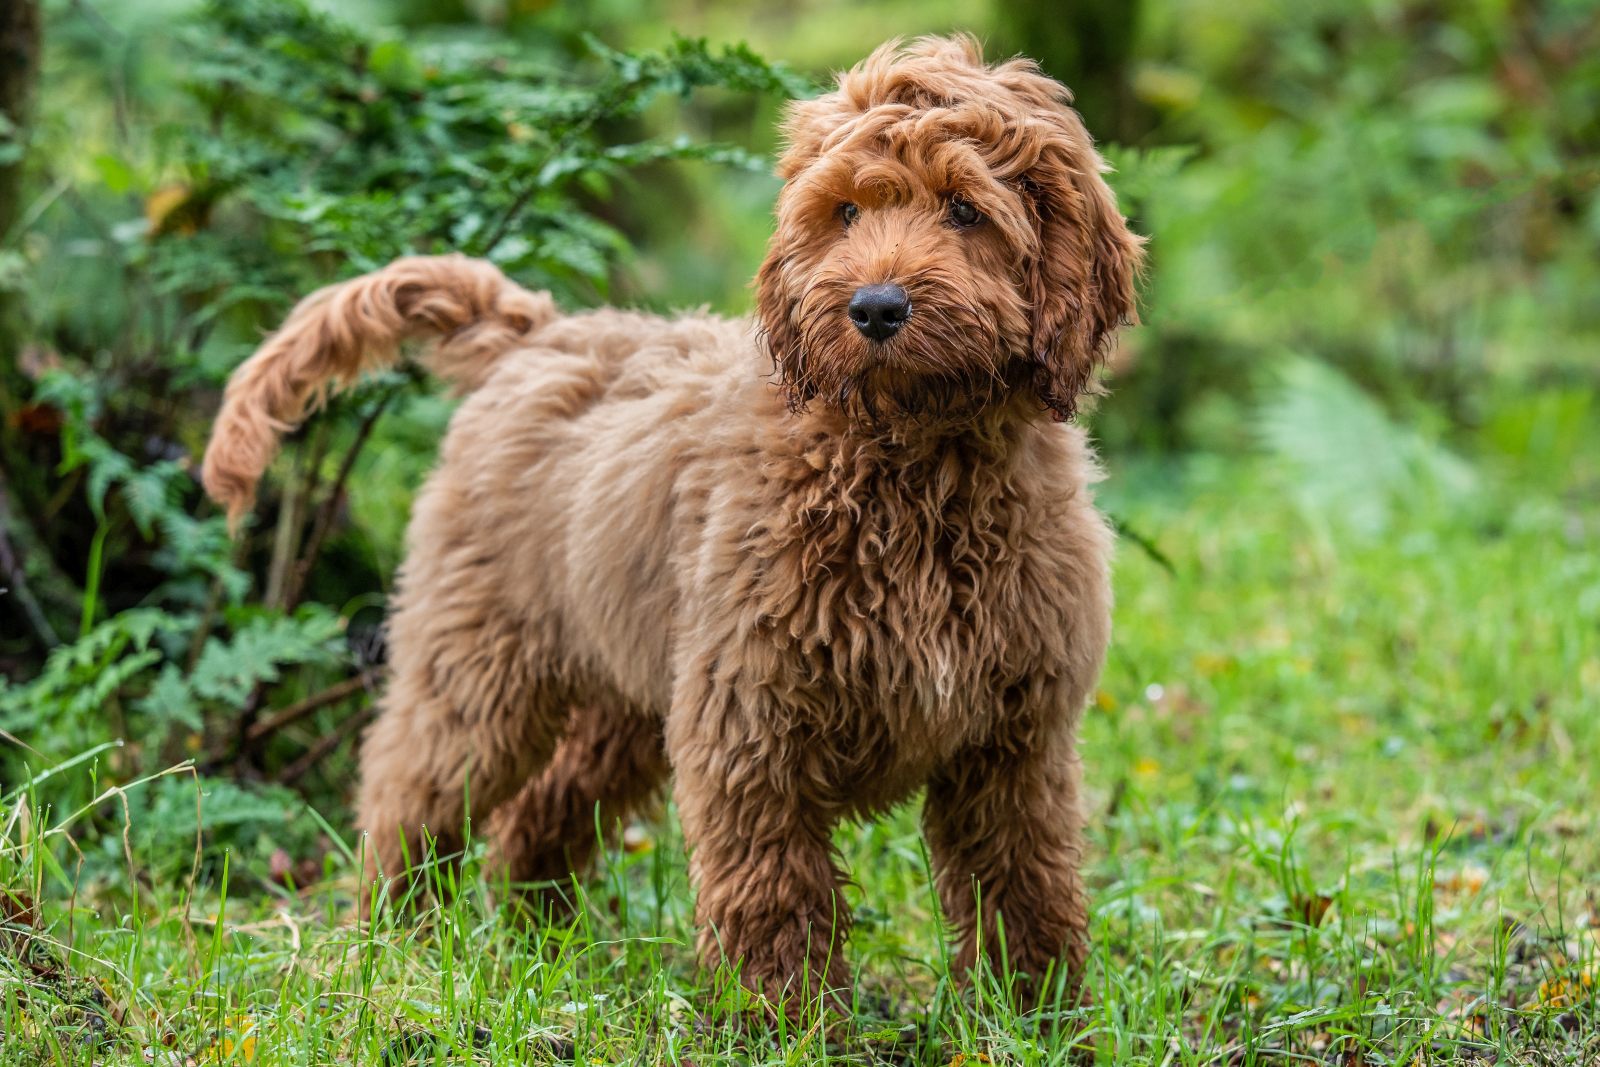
{"left": 756, "top": 35, "right": 1144, "bottom": 423}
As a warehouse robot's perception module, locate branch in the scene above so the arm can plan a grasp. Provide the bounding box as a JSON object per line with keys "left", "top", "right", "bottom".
{"left": 280, "top": 386, "right": 399, "bottom": 612}
{"left": 243, "top": 675, "right": 369, "bottom": 744}
{"left": 275, "top": 702, "right": 375, "bottom": 786}
{"left": 262, "top": 448, "right": 308, "bottom": 610}
{"left": 1109, "top": 513, "right": 1176, "bottom": 577}
{"left": 198, "top": 670, "right": 373, "bottom": 776}
{"left": 0, "top": 495, "right": 60, "bottom": 648}
{"left": 477, "top": 181, "right": 539, "bottom": 260}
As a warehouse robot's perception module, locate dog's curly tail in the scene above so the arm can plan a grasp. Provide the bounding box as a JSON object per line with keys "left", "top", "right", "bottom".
{"left": 202, "top": 254, "right": 557, "bottom": 527}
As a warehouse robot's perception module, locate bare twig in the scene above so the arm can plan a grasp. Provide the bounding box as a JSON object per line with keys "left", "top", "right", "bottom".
{"left": 281, "top": 386, "right": 399, "bottom": 612}
{"left": 263, "top": 448, "right": 308, "bottom": 610}
{"left": 244, "top": 675, "right": 369, "bottom": 744}
{"left": 298, "top": 420, "right": 332, "bottom": 518}
{"left": 225, "top": 686, "right": 270, "bottom": 780}
{"left": 275, "top": 703, "right": 375, "bottom": 786}
{"left": 0, "top": 473, "right": 62, "bottom": 648}
{"left": 199, "top": 673, "right": 371, "bottom": 776}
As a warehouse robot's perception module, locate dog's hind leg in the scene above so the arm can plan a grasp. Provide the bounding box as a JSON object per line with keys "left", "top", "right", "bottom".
{"left": 352, "top": 486, "right": 570, "bottom": 903}
{"left": 353, "top": 617, "right": 567, "bottom": 902}
{"left": 485, "top": 704, "right": 669, "bottom": 902}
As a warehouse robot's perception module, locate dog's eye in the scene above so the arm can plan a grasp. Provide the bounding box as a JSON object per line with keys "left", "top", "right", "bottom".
{"left": 948, "top": 198, "right": 982, "bottom": 228}
{"left": 840, "top": 203, "right": 860, "bottom": 227}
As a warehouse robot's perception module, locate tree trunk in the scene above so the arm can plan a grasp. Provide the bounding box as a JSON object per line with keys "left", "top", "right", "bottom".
{"left": 1, "top": 0, "right": 41, "bottom": 413}
{"left": 0, "top": 0, "right": 73, "bottom": 652}
{"left": 992, "top": 0, "right": 1146, "bottom": 145}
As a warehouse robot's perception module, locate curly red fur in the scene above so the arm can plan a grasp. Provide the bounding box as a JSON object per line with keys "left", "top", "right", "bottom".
{"left": 201, "top": 36, "right": 1143, "bottom": 1020}
{"left": 757, "top": 35, "right": 1143, "bottom": 422}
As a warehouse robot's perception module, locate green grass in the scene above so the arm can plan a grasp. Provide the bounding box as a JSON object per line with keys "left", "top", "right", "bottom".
{"left": 4, "top": 456, "right": 1598, "bottom": 1065}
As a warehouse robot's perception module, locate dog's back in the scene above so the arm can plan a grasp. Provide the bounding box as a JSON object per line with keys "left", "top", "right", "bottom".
{"left": 412, "top": 303, "right": 779, "bottom": 710}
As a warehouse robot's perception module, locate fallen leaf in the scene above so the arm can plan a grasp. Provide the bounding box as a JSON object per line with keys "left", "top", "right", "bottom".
{"left": 1292, "top": 892, "right": 1334, "bottom": 928}
{"left": 203, "top": 1016, "right": 258, "bottom": 1064}
{"left": 1436, "top": 864, "right": 1489, "bottom": 898}
{"left": 1, "top": 888, "right": 38, "bottom": 928}
{"left": 1529, "top": 969, "right": 1595, "bottom": 1010}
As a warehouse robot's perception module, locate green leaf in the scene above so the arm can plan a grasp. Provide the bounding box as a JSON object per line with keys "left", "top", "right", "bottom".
{"left": 190, "top": 610, "right": 346, "bottom": 706}
{"left": 93, "top": 153, "right": 138, "bottom": 194}
{"left": 122, "top": 462, "right": 186, "bottom": 540}
{"left": 135, "top": 665, "right": 205, "bottom": 733}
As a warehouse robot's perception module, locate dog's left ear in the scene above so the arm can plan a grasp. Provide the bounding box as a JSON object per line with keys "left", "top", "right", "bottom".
{"left": 1023, "top": 133, "right": 1145, "bottom": 420}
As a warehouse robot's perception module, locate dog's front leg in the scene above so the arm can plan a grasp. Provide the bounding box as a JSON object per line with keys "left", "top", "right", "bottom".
{"left": 666, "top": 685, "right": 853, "bottom": 1016}
{"left": 922, "top": 717, "right": 1090, "bottom": 1014}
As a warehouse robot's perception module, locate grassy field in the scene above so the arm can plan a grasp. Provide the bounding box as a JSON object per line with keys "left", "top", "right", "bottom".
{"left": 3, "top": 456, "right": 1597, "bottom": 1065}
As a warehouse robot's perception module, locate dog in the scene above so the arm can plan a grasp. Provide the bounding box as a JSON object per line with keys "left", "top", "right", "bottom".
{"left": 202, "top": 34, "right": 1143, "bottom": 1015}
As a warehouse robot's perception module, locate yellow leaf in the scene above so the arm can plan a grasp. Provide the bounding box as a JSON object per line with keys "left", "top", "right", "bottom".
{"left": 1529, "top": 968, "right": 1597, "bottom": 1010}
{"left": 204, "top": 1016, "right": 258, "bottom": 1064}
{"left": 145, "top": 185, "right": 192, "bottom": 232}
{"left": 1436, "top": 864, "right": 1488, "bottom": 897}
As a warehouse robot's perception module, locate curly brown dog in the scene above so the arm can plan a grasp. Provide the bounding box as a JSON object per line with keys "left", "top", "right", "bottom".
{"left": 202, "top": 35, "right": 1143, "bottom": 1014}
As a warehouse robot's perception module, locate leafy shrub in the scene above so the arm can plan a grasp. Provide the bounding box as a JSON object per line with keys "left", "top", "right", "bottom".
{"left": 0, "top": 0, "right": 800, "bottom": 884}
{"left": 1256, "top": 356, "right": 1477, "bottom": 538}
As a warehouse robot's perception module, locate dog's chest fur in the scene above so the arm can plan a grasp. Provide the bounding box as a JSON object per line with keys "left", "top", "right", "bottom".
{"left": 732, "top": 420, "right": 1089, "bottom": 802}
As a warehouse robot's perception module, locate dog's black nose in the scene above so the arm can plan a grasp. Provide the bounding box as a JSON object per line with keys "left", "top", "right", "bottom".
{"left": 848, "top": 284, "right": 911, "bottom": 341}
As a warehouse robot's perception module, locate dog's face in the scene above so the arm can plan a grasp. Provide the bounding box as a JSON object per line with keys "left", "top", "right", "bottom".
{"left": 756, "top": 36, "right": 1144, "bottom": 423}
